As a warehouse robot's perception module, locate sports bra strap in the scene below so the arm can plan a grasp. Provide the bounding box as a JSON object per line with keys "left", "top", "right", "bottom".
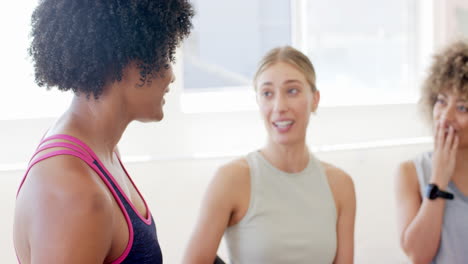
{"left": 17, "top": 149, "right": 95, "bottom": 197}
{"left": 19, "top": 134, "right": 99, "bottom": 197}
{"left": 40, "top": 134, "right": 99, "bottom": 161}
{"left": 17, "top": 133, "right": 141, "bottom": 264}
{"left": 30, "top": 142, "right": 91, "bottom": 164}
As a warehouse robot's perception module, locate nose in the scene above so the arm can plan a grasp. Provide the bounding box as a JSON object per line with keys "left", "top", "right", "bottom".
{"left": 171, "top": 74, "right": 176, "bottom": 84}
{"left": 273, "top": 93, "right": 288, "bottom": 113}
{"left": 439, "top": 105, "right": 455, "bottom": 128}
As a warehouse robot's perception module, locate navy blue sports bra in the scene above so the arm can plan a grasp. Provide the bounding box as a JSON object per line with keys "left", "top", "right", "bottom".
{"left": 17, "top": 134, "right": 163, "bottom": 263}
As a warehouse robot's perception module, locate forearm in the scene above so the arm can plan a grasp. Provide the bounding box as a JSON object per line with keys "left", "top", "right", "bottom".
{"left": 182, "top": 243, "right": 218, "bottom": 264}
{"left": 182, "top": 212, "right": 226, "bottom": 264}
{"left": 182, "top": 255, "right": 213, "bottom": 264}
{"left": 402, "top": 199, "right": 445, "bottom": 263}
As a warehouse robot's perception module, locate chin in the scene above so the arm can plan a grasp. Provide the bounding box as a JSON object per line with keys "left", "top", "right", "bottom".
{"left": 154, "top": 114, "right": 164, "bottom": 122}
{"left": 272, "top": 136, "right": 297, "bottom": 146}
{"left": 152, "top": 108, "right": 165, "bottom": 121}
{"left": 137, "top": 113, "right": 164, "bottom": 123}
{"left": 155, "top": 112, "right": 164, "bottom": 121}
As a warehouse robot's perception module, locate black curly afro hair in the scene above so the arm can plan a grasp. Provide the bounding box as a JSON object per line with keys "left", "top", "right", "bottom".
{"left": 29, "top": 0, "right": 194, "bottom": 98}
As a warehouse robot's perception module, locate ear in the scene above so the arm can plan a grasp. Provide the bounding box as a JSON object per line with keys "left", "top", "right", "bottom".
{"left": 311, "top": 90, "right": 320, "bottom": 113}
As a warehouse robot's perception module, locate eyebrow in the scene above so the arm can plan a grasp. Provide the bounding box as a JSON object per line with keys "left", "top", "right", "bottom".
{"left": 260, "top": 81, "right": 273, "bottom": 87}
{"left": 260, "top": 79, "right": 303, "bottom": 87}
{"left": 283, "top": 79, "right": 303, "bottom": 85}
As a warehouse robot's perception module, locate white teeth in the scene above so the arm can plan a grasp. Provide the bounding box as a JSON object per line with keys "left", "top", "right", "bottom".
{"left": 274, "top": 120, "right": 293, "bottom": 128}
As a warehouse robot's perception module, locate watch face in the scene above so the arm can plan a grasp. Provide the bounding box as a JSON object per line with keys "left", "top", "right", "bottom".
{"left": 429, "top": 187, "right": 438, "bottom": 199}
{"left": 427, "top": 184, "right": 439, "bottom": 200}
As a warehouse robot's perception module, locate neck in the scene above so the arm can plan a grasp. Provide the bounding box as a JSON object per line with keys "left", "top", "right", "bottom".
{"left": 261, "top": 139, "right": 309, "bottom": 173}
{"left": 49, "top": 90, "right": 130, "bottom": 163}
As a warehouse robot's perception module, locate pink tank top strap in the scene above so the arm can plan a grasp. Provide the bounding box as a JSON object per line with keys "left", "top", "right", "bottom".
{"left": 18, "top": 134, "right": 101, "bottom": 196}
{"left": 40, "top": 134, "right": 100, "bottom": 160}
{"left": 16, "top": 134, "right": 141, "bottom": 263}
{"left": 17, "top": 149, "right": 94, "bottom": 196}
{"left": 29, "top": 141, "right": 90, "bottom": 163}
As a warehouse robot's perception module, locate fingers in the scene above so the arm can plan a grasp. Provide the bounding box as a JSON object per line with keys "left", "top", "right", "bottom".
{"left": 443, "top": 125, "right": 458, "bottom": 161}
{"left": 450, "top": 133, "right": 459, "bottom": 155}
{"left": 444, "top": 126, "right": 455, "bottom": 151}
{"left": 434, "top": 117, "right": 459, "bottom": 159}
{"left": 434, "top": 121, "right": 441, "bottom": 149}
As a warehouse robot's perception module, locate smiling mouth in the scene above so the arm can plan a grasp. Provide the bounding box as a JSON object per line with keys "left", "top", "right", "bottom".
{"left": 273, "top": 120, "right": 294, "bottom": 128}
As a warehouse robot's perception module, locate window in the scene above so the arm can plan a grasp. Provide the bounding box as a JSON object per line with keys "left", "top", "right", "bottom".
{"left": 303, "top": 0, "right": 419, "bottom": 106}
{"left": 183, "top": 0, "right": 292, "bottom": 90}
{"left": 1, "top": 0, "right": 72, "bottom": 120}
{"left": 181, "top": 0, "right": 432, "bottom": 113}
{"left": 181, "top": 0, "right": 292, "bottom": 112}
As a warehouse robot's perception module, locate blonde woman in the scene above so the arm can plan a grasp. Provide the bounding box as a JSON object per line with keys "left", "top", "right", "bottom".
{"left": 184, "top": 46, "right": 356, "bottom": 264}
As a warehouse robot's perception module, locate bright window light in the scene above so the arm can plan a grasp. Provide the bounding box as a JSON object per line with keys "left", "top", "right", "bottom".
{"left": 182, "top": 0, "right": 433, "bottom": 113}
{"left": 0, "top": 0, "right": 71, "bottom": 121}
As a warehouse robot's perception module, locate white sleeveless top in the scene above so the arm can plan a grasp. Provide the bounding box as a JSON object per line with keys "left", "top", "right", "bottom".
{"left": 224, "top": 151, "right": 337, "bottom": 264}
{"left": 414, "top": 152, "right": 468, "bottom": 264}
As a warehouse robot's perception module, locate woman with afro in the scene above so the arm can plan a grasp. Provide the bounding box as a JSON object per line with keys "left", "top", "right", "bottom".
{"left": 13, "top": 0, "right": 193, "bottom": 263}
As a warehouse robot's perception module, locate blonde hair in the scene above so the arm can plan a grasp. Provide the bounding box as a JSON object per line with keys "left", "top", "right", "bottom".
{"left": 420, "top": 40, "right": 468, "bottom": 121}
{"left": 253, "top": 46, "right": 317, "bottom": 92}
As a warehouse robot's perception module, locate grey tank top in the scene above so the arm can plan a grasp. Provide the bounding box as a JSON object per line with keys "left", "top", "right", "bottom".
{"left": 224, "top": 151, "right": 337, "bottom": 264}
{"left": 414, "top": 152, "right": 468, "bottom": 264}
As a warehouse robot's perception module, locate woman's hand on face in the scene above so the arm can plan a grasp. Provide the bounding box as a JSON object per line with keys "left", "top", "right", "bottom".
{"left": 431, "top": 121, "right": 459, "bottom": 187}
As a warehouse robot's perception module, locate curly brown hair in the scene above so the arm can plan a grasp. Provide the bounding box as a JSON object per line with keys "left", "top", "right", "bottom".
{"left": 420, "top": 40, "right": 468, "bottom": 121}
{"left": 30, "top": 0, "right": 194, "bottom": 99}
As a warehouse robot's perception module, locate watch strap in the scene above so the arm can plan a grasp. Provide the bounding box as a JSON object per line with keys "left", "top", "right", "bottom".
{"left": 437, "top": 189, "right": 454, "bottom": 200}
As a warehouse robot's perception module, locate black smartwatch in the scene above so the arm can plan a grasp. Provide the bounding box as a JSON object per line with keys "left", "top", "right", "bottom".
{"left": 425, "top": 183, "right": 454, "bottom": 200}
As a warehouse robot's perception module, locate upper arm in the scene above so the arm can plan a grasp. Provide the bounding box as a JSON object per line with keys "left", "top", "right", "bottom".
{"left": 323, "top": 163, "right": 356, "bottom": 264}
{"left": 394, "top": 160, "right": 421, "bottom": 246}
{"left": 21, "top": 159, "right": 114, "bottom": 264}
{"left": 183, "top": 159, "right": 250, "bottom": 263}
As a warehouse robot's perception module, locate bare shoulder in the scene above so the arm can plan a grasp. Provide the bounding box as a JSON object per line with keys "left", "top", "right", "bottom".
{"left": 30, "top": 154, "right": 110, "bottom": 195}
{"left": 395, "top": 159, "right": 419, "bottom": 193}
{"left": 197, "top": 157, "right": 251, "bottom": 227}
{"left": 18, "top": 154, "right": 114, "bottom": 225}
{"left": 212, "top": 157, "right": 251, "bottom": 204}
{"left": 396, "top": 160, "right": 417, "bottom": 181}
{"left": 320, "top": 161, "right": 354, "bottom": 190}
{"left": 213, "top": 157, "right": 250, "bottom": 186}
{"left": 208, "top": 157, "right": 251, "bottom": 202}
{"left": 320, "top": 161, "right": 355, "bottom": 215}
{"left": 15, "top": 155, "right": 115, "bottom": 261}
{"left": 218, "top": 157, "right": 250, "bottom": 174}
